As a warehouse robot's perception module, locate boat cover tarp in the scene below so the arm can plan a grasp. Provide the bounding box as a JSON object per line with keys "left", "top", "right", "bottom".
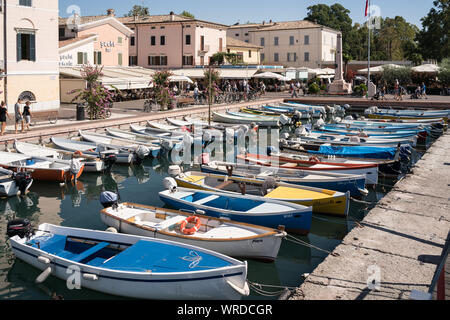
{"left": 308, "top": 145, "right": 397, "bottom": 160}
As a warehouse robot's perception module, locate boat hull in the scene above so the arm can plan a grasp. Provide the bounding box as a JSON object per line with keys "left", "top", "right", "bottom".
{"left": 0, "top": 165, "right": 84, "bottom": 182}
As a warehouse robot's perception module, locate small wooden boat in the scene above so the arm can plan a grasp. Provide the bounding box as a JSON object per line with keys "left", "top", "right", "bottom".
{"left": 79, "top": 130, "right": 160, "bottom": 159}
{"left": 100, "top": 201, "right": 286, "bottom": 262}
{"left": 174, "top": 171, "right": 350, "bottom": 217}
{"left": 316, "top": 127, "right": 421, "bottom": 139}
{"left": 147, "top": 120, "right": 179, "bottom": 131}
{"left": 14, "top": 141, "right": 104, "bottom": 173}
{"left": 212, "top": 112, "right": 280, "bottom": 127}
{"left": 159, "top": 186, "right": 313, "bottom": 235}
{"left": 201, "top": 161, "right": 368, "bottom": 197}
{"left": 237, "top": 153, "right": 379, "bottom": 185}
{"left": 0, "top": 168, "right": 33, "bottom": 197}
{"left": 8, "top": 222, "right": 250, "bottom": 300}
{"left": 280, "top": 102, "right": 327, "bottom": 114}
{"left": 0, "top": 152, "right": 84, "bottom": 182}
{"left": 130, "top": 124, "right": 205, "bottom": 148}
{"left": 51, "top": 137, "right": 135, "bottom": 165}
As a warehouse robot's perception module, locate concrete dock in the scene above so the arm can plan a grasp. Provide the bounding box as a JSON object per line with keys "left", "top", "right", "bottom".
{"left": 289, "top": 131, "right": 450, "bottom": 300}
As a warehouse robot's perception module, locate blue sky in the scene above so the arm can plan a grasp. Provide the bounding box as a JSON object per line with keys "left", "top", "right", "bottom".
{"left": 59, "top": 0, "right": 436, "bottom": 28}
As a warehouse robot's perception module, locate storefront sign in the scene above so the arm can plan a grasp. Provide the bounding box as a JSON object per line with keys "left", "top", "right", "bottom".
{"left": 100, "top": 41, "right": 115, "bottom": 52}
{"left": 59, "top": 54, "right": 74, "bottom": 67}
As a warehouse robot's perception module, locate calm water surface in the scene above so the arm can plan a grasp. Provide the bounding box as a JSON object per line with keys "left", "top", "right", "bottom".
{"left": 0, "top": 128, "right": 429, "bottom": 300}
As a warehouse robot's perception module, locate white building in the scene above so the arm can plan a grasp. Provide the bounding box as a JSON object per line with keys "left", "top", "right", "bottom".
{"left": 227, "top": 20, "right": 339, "bottom": 69}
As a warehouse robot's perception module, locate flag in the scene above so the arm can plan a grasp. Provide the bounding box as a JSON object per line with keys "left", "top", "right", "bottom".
{"left": 365, "top": 0, "right": 369, "bottom": 17}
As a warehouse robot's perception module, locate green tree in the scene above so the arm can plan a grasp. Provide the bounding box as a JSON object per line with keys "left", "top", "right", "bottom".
{"left": 180, "top": 11, "right": 195, "bottom": 19}
{"left": 381, "top": 66, "right": 412, "bottom": 86}
{"left": 125, "top": 5, "right": 150, "bottom": 17}
{"left": 417, "top": 0, "right": 450, "bottom": 61}
{"left": 438, "top": 58, "right": 450, "bottom": 86}
{"left": 305, "top": 3, "right": 353, "bottom": 54}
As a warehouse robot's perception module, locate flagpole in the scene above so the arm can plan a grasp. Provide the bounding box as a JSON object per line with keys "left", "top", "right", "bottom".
{"left": 367, "top": 0, "right": 371, "bottom": 96}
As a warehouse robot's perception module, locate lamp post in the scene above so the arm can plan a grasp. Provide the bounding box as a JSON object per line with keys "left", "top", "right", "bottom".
{"left": 208, "top": 64, "right": 212, "bottom": 126}
{"left": 2, "top": 0, "right": 7, "bottom": 106}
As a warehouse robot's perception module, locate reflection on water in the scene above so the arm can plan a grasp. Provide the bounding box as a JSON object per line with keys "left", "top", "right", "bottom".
{"left": 0, "top": 129, "right": 432, "bottom": 300}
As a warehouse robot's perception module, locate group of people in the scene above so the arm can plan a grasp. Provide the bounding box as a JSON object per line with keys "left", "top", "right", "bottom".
{"left": 290, "top": 81, "right": 306, "bottom": 98}
{"left": 0, "top": 98, "right": 32, "bottom": 136}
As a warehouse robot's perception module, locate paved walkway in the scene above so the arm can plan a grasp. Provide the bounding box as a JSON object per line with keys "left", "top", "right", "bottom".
{"left": 289, "top": 131, "right": 450, "bottom": 300}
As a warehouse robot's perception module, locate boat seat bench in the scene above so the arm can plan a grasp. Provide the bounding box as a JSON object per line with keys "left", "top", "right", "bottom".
{"left": 193, "top": 195, "right": 220, "bottom": 205}
{"left": 71, "top": 242, "right": 110, "bottom": 263}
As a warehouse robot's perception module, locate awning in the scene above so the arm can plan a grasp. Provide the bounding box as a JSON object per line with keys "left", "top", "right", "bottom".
{"left": 60, "top": 66, "right": 156, "bottom": 90}
{"left": 412, "top": 64, "right": 440, "bottom": 73}
{"left": 252, "top": 71, "right": 290, "bottom": 81}
{"left": 172, "top": 68, "right": 258, "bottom": 79}
{"left": 169, "top": 75, "right": 193, "bottom": 83}
{"left": 357, "top": 64, "right": 403, "bottom": 74}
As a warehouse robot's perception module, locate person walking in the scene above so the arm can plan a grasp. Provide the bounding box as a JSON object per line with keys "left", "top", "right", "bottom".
{"left": 421, "top": 82, "right": 428, "bottom": 99}
{"left": 394, "top": 79, "right": 400, "bottom": 101}
{"left": 0, "top": 101, "right": 11, "bottom": 136}
{"left": 22, "top": 101, "right": 32, "bottom": 131}
{"left": 14, "top": 98, "right": 24, "bottom": 134}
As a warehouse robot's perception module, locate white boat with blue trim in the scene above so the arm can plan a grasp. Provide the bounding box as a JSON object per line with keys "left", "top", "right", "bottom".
{"left": 8, "top": 223, "right": 250, "bottom": 300}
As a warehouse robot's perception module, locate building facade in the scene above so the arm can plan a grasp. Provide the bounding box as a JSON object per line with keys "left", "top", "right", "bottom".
{"left": 226, "top": 37, "right": 261, "bottom": 65}
{"left": 120, "top": 12, "right": 228, "bottom": 69}
{"left": 59, "top": 9, "right": 134, "bottom": 67}
{"left": 0, "top": 0, "right": 60, "bottom": 112}
{"left": 227, "top": 20, "right": 339, "bottom": 69}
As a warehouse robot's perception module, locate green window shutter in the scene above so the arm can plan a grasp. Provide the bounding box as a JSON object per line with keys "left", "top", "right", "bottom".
{"left": 98, "top": 52, "right": 102, "bottom": 65}
{"left": 29, "top": 34, "right": 36, "bottom": 61}
{"left": 17, "top": 34, "right": 22, "bottom": 61}
{"left": 118, "top": 53, "right": 122, "bottom": 66}
{"left": 83, "top": 52, "right": 88, "bottom": 64}
{"left": 77, "top": 52, "right": 83, "bottom": 64}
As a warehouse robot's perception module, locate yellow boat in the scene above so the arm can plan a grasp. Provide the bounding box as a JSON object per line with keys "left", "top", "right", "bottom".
{"left": 174, "top": 171, "right": 350, "bottom": 217}
{"left": 367, "top": 114, "right": 448, "bottom": 123}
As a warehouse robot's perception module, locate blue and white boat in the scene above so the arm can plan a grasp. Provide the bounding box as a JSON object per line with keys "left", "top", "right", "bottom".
{"left": 200, "top": 161, "right": 368, "bottom": 197}
{"left": 159, "top": 185, "right": 313, "bottom": 235}
{"left": 8, "top": 222, "right": 250, "bottom": 300}
{"left": 313, "top": 128, "right": 418, "bottom": 139}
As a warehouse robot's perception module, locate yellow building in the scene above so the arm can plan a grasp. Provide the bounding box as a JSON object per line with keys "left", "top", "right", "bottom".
{"left": 0, "top": 0, "right": 60, "bottom": 112}
{"left": 226, "top": 37, "right": 262, "bottom": 65}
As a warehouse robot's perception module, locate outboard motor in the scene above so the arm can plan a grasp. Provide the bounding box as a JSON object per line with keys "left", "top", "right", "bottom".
{"left": 70, "top": 158, "right": 83, "bottom": 181}
{"left": 12, "top": 171, "right": 33, "bottom": 195}
{"left": 134, "top": 146, "right": 150, "bottom": 161}
{"left": 292, "top": 110, "right": 302, "bottom": 125}
{"left": 102, "top": 154, "right": 117, "bottom": 174}
{"left": 100, "top": 191, "right": 119, "bottom": 209}
{"left": 163, "top": 177, "right": 178, "bottom": 193}
{"left": 7, "top": 219, "right": 33, "bottom": 239}
{"left": 279, "top": 114, "right": 291, "bottom": 126}
{"left": 168, "top": 165, "right": 182, "bottom": 177}
{"left": 261, "top": 178, "right": 278, "bottom": 196}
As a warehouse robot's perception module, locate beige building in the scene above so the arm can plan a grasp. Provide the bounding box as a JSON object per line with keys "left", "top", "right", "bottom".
{"left": 0, "top": 0, "right": 60, "bottom": 112}
{"left": 226, "top": 37, "right": 261, "bottom": 65}
{"left": 119, "top": 12, "right": 228, "bottom": 69}
{"left": 227, "top": 20, "right": 339, "bottom": 69}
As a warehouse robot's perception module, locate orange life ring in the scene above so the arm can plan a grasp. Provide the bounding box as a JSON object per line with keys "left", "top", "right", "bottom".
{"left": 74, "top": 150, "right": 84, "bottom": 157}
{"left": 309, "top": 156, "right": 320, "bottom": 162}
{"left": 180, "top": 216, "right": 201, "bottom": 235}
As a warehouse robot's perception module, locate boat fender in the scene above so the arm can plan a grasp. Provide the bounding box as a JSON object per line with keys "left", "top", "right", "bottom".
{"left": 195, "top": 210, "right": 206, "bottom": 215}
{"left": 35, "top": 267, "right": 52, "bottom": 284}
{"left": 37, "top": 256, "right": 51, "bottom": 264}
{"left": 105, "top": 227, "right": 118, "bottom": 233}
{"left": 180, "top": 216, "right": 202, "bottom": 235}
{"left": 168, "top": 165, "right": 182, "bottom": 177}
{"left": 100, "top": 191, "right": 119, "bottom": 209}
{"left": 163, "top": 177, "right": 178, "bottom": 193}
{"left": 83, "top": 274, "right": 99, "bottom": 281}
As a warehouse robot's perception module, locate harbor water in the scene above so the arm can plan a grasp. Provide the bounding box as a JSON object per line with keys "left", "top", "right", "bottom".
{"left": 0, "top": 117, "right": 431, "bottom": 300}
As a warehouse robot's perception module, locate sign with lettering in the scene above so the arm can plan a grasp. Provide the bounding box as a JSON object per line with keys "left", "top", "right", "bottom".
{"left": 100, "top": 41, "right": 115, "bottom": 51}
{"left": 59, "top": 54, "right": 74, "bottom": 67}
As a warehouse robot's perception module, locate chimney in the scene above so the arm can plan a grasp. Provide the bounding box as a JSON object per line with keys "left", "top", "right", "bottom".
{"left": 170, "top": 11, "right": 175, "bottom": 21}
{"left": 107, "top": 9, "right": 115, "bottom": 17}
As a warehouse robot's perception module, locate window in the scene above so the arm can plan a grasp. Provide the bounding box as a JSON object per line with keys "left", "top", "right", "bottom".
{"left": 274, "top": 37, "right": 279, "bottom": 46}
{"left": 219, "top": 38, "right": 223, "bottom": 52}
{"left": 118, "top": 53, "right": 123, "bottom": 66}
{"left": 94, "top": 51, "right": 102, "bottom": 65}
{"left": 304, "top": 35, "right": 310, "bottom": 45}
{"left": 245, "top": 33, "right": 249, "bottom": 36}
{"left": 289, "top": 36, "right": 295, "bottom": 45}
{"left": 77, "top": 52, "right": 88, "bottom": 65}
{"left": 260, "top": 37, "right": 265, "bottom": 46}
{"left": 19, "top": 0, "right": 32, "bottom": 6}
{"left": 148, "top": 56, "right": 167, "bottom": 66}
{"left": 185, "top": 35, "right": 191, "bottom": 45}
{"left": 200, "top": 36, "right": 205, "bottom": 51}
{"left": 59, "top": 28, "right": 65, "bottom": 39}
{"left": 130, "top": 36, "right": 135, "bottom": 46}
{"left": 182, "top": 55, "right": 194, "bottom": 66}
{"left": 304, "top": 52, "right": 310, "bottom": 62}
{"left": 129, "top": 56, "right": 137, "bottom": 66}
{"left": 17, "top": 32, "right": 36, "bottom": 61}
{"left": 274, "top": 53, "right": 279, "bottom": 62}
{"left": 160, "top": 36, "right": 165, "bottom": 46}
{"left": 249, "top": 50, "right": 252, "bottom": 58}
{"left": 118, "top": 37, "right": 123, "bottom": 44}
{"left": 261, "top": 53, "right": 265, "bottom": 62}
{"left": 287, "top": 52, "right": 297, "bottom": 62}
{"left": 235, "top": 33, "right": 239, "bottom": 37}
{"left": 245, "top": 40, "right": 249, "bottom": 43}
{"left": 151, "top": 36, "right": 156, "bottom": 46}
